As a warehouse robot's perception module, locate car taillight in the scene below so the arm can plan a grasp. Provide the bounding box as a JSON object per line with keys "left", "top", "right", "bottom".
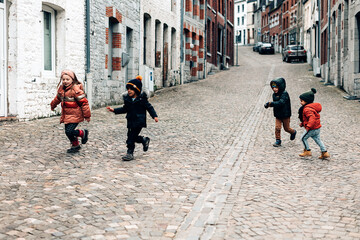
{"left": 304, "top": 50, "right": 307, "bottom": 53}
{"left": 288, "top": 51, "right": 291, "bottom": 54}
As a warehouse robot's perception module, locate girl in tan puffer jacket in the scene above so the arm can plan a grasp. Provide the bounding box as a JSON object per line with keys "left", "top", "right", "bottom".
{"left": 51, "top": 70, "right": 91, "bottom": 153}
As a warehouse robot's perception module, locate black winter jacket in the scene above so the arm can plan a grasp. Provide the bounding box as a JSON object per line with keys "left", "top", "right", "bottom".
{"left": 270, "top": 78, "right": 292, "bottom": 119}
{"left": 114, "top": 92, "right": 158, "bottom": 128}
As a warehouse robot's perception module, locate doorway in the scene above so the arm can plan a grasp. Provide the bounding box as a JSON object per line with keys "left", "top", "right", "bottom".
{"left": 0, "top": 0, "right": 6, "bottom": 117}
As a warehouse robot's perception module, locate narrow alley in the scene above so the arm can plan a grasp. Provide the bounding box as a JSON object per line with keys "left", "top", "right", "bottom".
{"left": 0, "top": 47, "right": 359, "bottom": 239}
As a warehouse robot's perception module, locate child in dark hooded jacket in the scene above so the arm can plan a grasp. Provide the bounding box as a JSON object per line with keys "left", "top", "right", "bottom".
{"left": 264, "top": 77, "right": 297, "bottom": 147}
{"left": 107, "top": 76, "right": 158, "bottom": 161}
{"left": 298, "top": 88, "right": 330, "bottom": 159}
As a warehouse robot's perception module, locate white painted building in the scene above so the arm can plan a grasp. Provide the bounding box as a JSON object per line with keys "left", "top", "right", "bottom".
{"left": 140, "top": 0, "right": 181, "bottom": 90}
{"left": 234, "top": 0, "right": 248, "bottom": 45}
{"left": 1, "top": 0, "right": 85, "bottom": 120}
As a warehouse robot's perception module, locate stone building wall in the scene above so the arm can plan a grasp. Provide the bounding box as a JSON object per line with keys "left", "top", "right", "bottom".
{"left": 87, "top": 0, "right": 140, "bottom": 108}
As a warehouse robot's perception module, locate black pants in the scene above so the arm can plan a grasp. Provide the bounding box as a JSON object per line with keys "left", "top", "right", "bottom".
{"left": 65, "top": 123, "right": 80, "bottom": 142}
{"left": 126, "top": 127, "right": 144, "bottom": 153}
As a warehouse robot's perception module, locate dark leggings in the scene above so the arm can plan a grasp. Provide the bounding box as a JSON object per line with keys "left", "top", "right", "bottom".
{"left": 126, "top": 127, "right": 144, "bottom": 153}
{"left": 65, "top": 123, "right": 80, "bottom": 142}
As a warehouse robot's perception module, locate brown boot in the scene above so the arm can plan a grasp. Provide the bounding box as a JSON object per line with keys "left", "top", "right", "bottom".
{"left": 299, "top": 149, "right": 312, "bottom": 157}
{"left": 318, "top": 151, "right": 330, "bottom": 159}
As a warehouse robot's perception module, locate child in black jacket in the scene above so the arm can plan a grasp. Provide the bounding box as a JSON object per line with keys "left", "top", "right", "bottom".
{"left": 107, "top": 76, "right": 158, "bottom": 161}
{"left": 264, "top": 77, "right": 296, "bottom": 147}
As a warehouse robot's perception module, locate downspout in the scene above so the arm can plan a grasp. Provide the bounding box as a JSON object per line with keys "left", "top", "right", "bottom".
{"left": 85, "top": 0, "right": 90, "bottom": 74}
{"left": 325, "top": 0, "right": 331, "bottom": 84}
{"left": 85, "top": 0, "right": 91, "bottom": 106}
{"left": 223, "top": 0, "right": 227, "bottom": 68}
{"left": 203, "top": 0, "right": 207, "bottom": 79}
{"left": 317, "top": 0, "right": 321, "bottom": 76}
{"left": 180, "top": 0, "right": 185, "bottom": 84}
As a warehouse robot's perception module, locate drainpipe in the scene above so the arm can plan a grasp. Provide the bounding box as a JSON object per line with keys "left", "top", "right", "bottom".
{"left": 180, "top": 0, "right": 185, "bottom": 84}
{"left": 85, "top": 0, "right": 91, "bottom": 107}
{"left": 223, "top": 0, "right": 227, "bottom": 69}
{"left": 325, "top": 0, "right": 331, "bottom": 84}
{"left": 85, "top": 0, "right": 90, "bottom": 74}
{"left": 203, "top": 0, "right": 207, "bottom": 79}
{"left": 317, "top": 0, "right": 321, "bottom": 65}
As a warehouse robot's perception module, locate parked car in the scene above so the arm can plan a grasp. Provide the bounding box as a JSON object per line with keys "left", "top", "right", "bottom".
{"left": 259, "top": 43, "right": 275, "bottom": 54}
{"left": 282, "top": 45, "right": 307, "bottom": 63}
{"left": 253, "top": 42, "right": 263, "bottom": 52}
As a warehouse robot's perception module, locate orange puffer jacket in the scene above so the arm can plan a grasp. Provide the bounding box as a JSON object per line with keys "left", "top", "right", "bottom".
{"left": 51, "top": 84, "right": 91, "bottom": 124}
{"left": 300, "top": 103, "right": 322, "bottom": 131}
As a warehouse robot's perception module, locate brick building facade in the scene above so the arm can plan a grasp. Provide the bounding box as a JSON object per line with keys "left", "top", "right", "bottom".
{"left": 206, "top": 0, "right": 234, "bottom": 72}
{"left": 269, "top": 0, "right": 283, "bottom": 52}
{"left": 183, "top": 0, "right": 206, "bottom": 82}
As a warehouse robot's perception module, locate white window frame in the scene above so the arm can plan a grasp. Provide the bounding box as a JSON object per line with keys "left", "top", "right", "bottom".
{"left": 42, "top": 5, "right": 55, "bottom": 76}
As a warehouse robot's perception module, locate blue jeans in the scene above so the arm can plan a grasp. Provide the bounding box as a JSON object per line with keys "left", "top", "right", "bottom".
{"left": 301, "top": 128, "right": 327, "bottom": 152}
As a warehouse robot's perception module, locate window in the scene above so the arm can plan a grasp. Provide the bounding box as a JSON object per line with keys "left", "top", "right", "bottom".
{"left": 43, "top": 6, "right": 55, "bottom": 74}
{"left": 108, "top": 17, "right": 117, "bottom": 79}
{"left": 238, "top": 5, "right": 240, "bottom": 13}
{"left": 237, "top": 17, "right": 240, "bottom": 26}
{"left": 242, "top": 16, "right": 244, "bottom": 25}
{"left": 242, "top": 4, "right": 244, "bottom": 12}
{"left": 217, "top": 28, "right": 223, "bottom": 52}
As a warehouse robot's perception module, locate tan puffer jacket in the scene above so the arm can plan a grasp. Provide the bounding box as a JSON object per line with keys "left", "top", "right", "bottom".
{"left": 51, "top": 83, "right": 91, "bottom": 124}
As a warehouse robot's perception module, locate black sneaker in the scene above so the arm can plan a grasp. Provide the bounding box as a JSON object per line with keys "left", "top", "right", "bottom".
{"left": 143, "top": 137, "right": 150, "bottom": 152}
{"left": 67, "top": 145, "right": 81, "bottom": 153}
{"left": 273, "top": 139, "right": 282, "bottom": 147}
{"left": 122, "top": 153, "right": 134, "bottom": 161}
{"left": 290, "top": 130, "right": 296, "bottom": 141}
{"left": 81, "top": 129, "right": 89, "bottom": 144}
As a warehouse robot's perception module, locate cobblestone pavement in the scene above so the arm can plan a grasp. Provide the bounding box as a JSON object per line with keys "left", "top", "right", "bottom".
{"left": 1, "top": 46, "right": 359, "bottom": 240}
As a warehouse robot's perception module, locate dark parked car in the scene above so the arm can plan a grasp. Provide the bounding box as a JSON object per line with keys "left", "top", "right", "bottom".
{"left": 253, "top": 42, "right": 263, "bottom": 52}
{"left": 282, "top": 45, "right": 307, "bottom": 62}
{"left": 259, "top": 43, "right": 275, "bottom": 54}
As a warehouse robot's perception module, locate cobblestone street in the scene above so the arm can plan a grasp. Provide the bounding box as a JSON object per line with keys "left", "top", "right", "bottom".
{"left": 1, "top": 46, "right": 359, "bottom": 239}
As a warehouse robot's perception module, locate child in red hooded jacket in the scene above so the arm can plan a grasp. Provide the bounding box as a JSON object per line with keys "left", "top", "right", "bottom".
{"left": 298, "top": 88, "right": 330, "bottom": 159}
{"left": 51, "top": 70, "right": 91, "bottom": 153}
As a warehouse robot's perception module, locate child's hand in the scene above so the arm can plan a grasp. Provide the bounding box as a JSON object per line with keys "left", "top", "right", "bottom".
{"left": 154, "top": 117, "right": 159, "bottom": 122}
{"left": 264, "top": 102, "right": 270, "bottom": 108}
{"left": 106, "top": 106, "right": 114, "bottom": 112}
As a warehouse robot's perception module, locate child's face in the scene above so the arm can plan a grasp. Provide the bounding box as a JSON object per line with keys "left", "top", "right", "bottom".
{"left": 272, "top": 87, "right": 279, "bottom": 93}
{"left": 62, "top": 75, "right": 73, "bottom": 87}
{"left": 300, "top": 99, "right": 307, "bottom": 106}
{"left": 127, "top": 88, "right": 137, "bottom": 98}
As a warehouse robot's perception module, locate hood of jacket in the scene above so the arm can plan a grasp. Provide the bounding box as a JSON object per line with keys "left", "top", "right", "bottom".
{"left": 304, "top": 102, "right": 322, "bottom": 113}
{"left": 270, "top": 77, "right": 286, "bottom": 94}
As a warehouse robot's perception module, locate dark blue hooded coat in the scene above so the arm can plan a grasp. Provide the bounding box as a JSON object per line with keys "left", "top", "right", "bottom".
{"left": 270, "top": 78, "right": 292, "bottom": 119}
